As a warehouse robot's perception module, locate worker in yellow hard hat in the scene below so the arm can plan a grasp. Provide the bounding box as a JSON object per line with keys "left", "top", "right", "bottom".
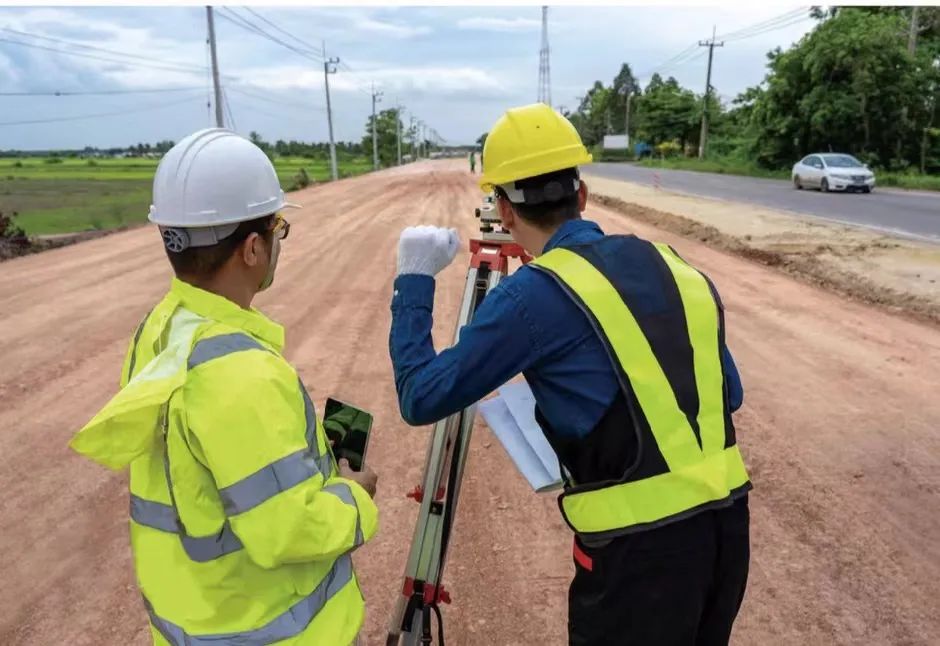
{"left": 389, "top": 103, "right": 750, "bottom": 645}
{"left": 70, "top": 129, "right": 378, "bottom": 645}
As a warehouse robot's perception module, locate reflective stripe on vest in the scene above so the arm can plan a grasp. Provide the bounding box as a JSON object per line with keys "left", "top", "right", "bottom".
{"left": 145, "top": 553, "right": 355, "bottom": 646}
{"left": 529, "top": 246, "right": 750, "bottom": 538}
{"left": 132, "top": 332, "right": 331, "bottom": 561}
{"left": 131, "top": 494, "right": 245, "bottom": 561}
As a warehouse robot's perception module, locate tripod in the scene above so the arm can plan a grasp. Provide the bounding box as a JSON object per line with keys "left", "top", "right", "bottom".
{"left": 386, "top": 201, "right": 529, "bottom": 646}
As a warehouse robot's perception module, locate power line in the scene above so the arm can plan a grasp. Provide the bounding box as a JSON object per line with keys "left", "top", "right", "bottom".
{"left": 636, "top": 43, "right": 703, "bottom": 80}
{"left": 0, "top": 93, "right": 203, "bottom": 127}
{"left": 239, "top": 7, "right": 322, "bottom": 59}
{"left": 637, "top": 8, "right": 810, "bottom": 82}
{"left": 225, "top": 93, "right": 323, "bottom": 124}
{"left": 0, "top": 87, "right": 202, "bottom": 96}
{"left": 227, "top": 85, "right": 326, "bottom": 112}
{"left": 215, "top": 7, "right": 323, "bottom": 65}
{"left": 0, "top": 27, "right": 209, "bottom": 75}
{"left": 0, "top": 36, "right": 215, "bottom": 79}
{"left": 721, "top": 14, "right": 812, "bottom": 42}
{"left": 222, "top": 86, "right": 238, "bottom": 132}
{"left": 717, "top": 8, "right": 809, "bottom": 41}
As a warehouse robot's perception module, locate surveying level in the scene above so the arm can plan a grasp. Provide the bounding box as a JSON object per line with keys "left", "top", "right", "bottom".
{"left": 474, "top": 192, "right": 512, "bottom": 243}
{"left": 386, "top": 197, "right": 530, "bottom": 646}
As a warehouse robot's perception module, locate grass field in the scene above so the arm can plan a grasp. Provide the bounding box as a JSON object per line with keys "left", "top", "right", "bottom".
{"left": 636, "top": 157, "right": 940, "bottom": 191}
{"left": 0, "top": 156, "right": 372, "bottom": 236}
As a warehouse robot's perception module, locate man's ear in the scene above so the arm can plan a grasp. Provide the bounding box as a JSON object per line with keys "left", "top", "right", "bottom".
{"left": 496, "top": 195, "right": 516, "bottom": 230}
{"left": 578, "top": 180, "right": 588, "bottom": 213}
{"left": 241, "top": 232, "right": 263, "bottom": 268}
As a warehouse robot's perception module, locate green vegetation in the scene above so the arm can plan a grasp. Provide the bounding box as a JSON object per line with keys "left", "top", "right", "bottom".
{"left": 565, "top": 7, "right": 940, "bottom": 188}
{"left": 0, "top": 153, "right": 371, "bottom": 236}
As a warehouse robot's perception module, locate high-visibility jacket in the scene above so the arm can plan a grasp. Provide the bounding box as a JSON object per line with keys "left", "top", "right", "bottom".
{"left": 70, "top": 278, "right": 378, "bottom": 645}
{"left": 529, "top": 236, "right": 750, "bottom": 544}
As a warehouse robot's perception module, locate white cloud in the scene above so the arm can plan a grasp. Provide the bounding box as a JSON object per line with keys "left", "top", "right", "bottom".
{"left": 354, "top": 18, "right": 430, "bottom": 39}
{"left": 236, "top": 62, "right": 512, "bottom": 101}
{"left": 457, "top": 17, "right": 541, "bottom": 33}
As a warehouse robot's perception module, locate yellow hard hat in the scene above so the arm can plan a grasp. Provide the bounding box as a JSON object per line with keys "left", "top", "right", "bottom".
{"left": 479, "top": 103, "right": 593, "bottom": 193}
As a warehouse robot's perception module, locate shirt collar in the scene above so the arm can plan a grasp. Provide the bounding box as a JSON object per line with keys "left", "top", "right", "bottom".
{"left": 170, "top": 278, "right": 285, "bottom": 352}
{"left": 542, "top": 219, "right": 604, "bottom": 254}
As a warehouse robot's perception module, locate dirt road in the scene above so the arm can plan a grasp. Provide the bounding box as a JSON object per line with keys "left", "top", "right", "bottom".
{"left": 1, "top": 161, "right": 938, "bottom": 645}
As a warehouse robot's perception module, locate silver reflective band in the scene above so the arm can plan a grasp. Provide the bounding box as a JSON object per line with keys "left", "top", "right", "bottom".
{"left": 300, "top": 379, "right": 319, "bottom": 449}
{"left": 130, "top": 495, "right": 244, "bottom": 562}
{"left": 300, "top": 381, "right": 335, "bottom": 478}
{"left": 130, "top": 495, "right": 179, "bottom": 533}
{"left": 188, "top": 333, "right": 269, "bottom": 370}
{"left": 146, "top": 553, "right": 354, "bottom": 646}
{"left": 219, "top": 449, "right": 321, "bottom": 516}
{"left": 322, "top": 482, "right": 364, "bottom": 547}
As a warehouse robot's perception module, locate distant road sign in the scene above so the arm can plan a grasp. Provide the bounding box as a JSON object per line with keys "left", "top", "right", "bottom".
{"left": 603, "top": 134, "right": 629, "bottom": 150}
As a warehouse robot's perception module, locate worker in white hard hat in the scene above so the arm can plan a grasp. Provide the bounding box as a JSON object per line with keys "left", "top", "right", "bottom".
{"left": 70, "top": 128, "right": 379, "bottom": 646}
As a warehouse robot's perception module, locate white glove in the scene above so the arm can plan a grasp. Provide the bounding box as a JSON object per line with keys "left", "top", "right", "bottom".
{"left": 396, "top": 225, "right": 460, "bottom": 276}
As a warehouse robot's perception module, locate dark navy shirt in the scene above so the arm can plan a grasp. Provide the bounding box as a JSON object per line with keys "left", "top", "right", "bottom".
{"left": 389, "top": 219, "right": 743, "bottom": 437}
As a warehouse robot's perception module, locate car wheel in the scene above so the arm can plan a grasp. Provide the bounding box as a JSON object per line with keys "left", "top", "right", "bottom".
{"left": 820, "top": 178, "right": 829, "bottom": 193}
{"left": 862, "top": 186, "right": 871, "bottom": 194}
{"left": 793, "top": 175, "right": 803, "bottom": 190}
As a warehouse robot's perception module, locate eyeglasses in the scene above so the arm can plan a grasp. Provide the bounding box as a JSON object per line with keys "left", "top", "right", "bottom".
{"left": 271, "top": 213, "right": 290, "bottom": 241}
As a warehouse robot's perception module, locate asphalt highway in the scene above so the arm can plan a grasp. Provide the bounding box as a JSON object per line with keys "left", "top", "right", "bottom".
{"left": 586, "top": 163, "right": 940, "bottom": 242}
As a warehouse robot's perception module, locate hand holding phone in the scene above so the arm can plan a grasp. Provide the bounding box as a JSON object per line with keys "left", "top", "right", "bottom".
{"left": 339, "top": 459, "right": 378, "bottom": 498}
{"left": 323, "top": 397, "right": 373, "bottom": 472}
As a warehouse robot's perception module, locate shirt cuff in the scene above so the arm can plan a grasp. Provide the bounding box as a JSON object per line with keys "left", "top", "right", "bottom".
{"left": 392, "top": 274, "right": 435, "bottom": 311}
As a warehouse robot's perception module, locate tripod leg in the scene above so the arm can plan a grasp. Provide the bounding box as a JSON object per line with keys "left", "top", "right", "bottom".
{"left": 387, "top": 262, "right": 507, "bottom": 644}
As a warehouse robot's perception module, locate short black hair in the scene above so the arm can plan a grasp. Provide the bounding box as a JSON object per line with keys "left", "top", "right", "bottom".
{"left": 164, "top": 214, "right": 274, "bottom": 278}
{"left": 494, "top": 167, "right": 581, "bottom": 229}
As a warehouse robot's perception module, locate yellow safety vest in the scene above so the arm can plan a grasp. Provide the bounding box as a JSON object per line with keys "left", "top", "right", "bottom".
{"left": 529, "top": 241, "right": 750, "bottom": 541}
{"left": 70, "top": 278, "right": 378, "bottom": 645}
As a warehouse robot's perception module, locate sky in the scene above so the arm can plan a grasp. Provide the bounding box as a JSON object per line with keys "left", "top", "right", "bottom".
{"left": 0, "top": 5, "right": 817, "bottom": 150}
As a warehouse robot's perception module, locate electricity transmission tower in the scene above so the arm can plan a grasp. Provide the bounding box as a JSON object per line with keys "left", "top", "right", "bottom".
{"left": 537, "top": 6, "right": 551, "bottom": 107}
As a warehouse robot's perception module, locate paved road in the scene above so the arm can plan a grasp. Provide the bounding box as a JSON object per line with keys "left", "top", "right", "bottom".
{"left": 586, "top": 163, "right": 940, "bottom": 242}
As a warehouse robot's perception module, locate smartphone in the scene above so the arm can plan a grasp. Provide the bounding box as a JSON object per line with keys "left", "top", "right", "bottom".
{"left": 322, "top": 398, "right": 373, "bottom": 472}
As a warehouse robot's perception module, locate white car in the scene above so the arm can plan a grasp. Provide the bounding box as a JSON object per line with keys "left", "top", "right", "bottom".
{"left": 791, "top": 153, "right": 876, "bottom": 193}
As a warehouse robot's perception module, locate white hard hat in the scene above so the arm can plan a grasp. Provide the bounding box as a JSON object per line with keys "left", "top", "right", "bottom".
{"left": 149, "top": 129, "right": 298, "bottom": 239}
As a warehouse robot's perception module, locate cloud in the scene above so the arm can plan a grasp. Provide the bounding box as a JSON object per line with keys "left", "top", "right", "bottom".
{"left": 354, "top": 18, "right": 430, "bottom": 39}
{"left": 457, "top": 17, "right": 541, "bottom": 33}
{"left": 235, "top": 62, "right": 515, "bottom": 102}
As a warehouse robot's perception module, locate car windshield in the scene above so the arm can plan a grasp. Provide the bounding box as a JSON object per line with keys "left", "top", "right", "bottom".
{"left": 822, "top": 154, "right": 863, "bottom": 168}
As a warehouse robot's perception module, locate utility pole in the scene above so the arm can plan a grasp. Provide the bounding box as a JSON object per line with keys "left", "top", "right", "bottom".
{"left": 418, "top": 121, "right": 424, "bottom": 159}
{"left": 396, "top": 102, "right": 403, "bottom": 165}
{"left": 322, "top": 41, "right": 340, "bottom": 181}
{"left": 206, "top": 6, "right": 224, "bottom": 128}
{"left": 624, "top": 92, "right": 633, "bottom": 144}
{"left": 909, "top": 6, "right": 920, "bottom": 55}
{"left": 410, "top": 116, "right": 417, "bottom": 160}
{"left": 371, "top": 83, "right": 383, "bottom": 170}
{"left": 698, "top": 26, "right": 724, "bottom": 159}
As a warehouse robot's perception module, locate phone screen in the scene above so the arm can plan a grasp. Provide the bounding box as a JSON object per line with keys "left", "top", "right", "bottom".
{"left": 323, "top": 398, "right": 373, "bottom": 472}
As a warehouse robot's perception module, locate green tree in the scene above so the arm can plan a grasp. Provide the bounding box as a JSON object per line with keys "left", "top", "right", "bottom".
{"left": 632, "top": 74, "right": 701, "bottom": 151}
{"left": 750, "top": 8, "right": 940, "bottom": 170}
{"left": 362, "top": 108, "right": 403, "bottom": 167}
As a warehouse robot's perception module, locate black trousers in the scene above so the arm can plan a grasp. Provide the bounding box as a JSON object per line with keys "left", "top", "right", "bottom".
{"left": 568, "top": 495, "right": 750, "bottom": 646}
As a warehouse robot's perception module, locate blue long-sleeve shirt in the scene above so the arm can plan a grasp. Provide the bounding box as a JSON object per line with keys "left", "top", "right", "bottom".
{"left": 389, "top": 219, "right": 743, "bottom": 438}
